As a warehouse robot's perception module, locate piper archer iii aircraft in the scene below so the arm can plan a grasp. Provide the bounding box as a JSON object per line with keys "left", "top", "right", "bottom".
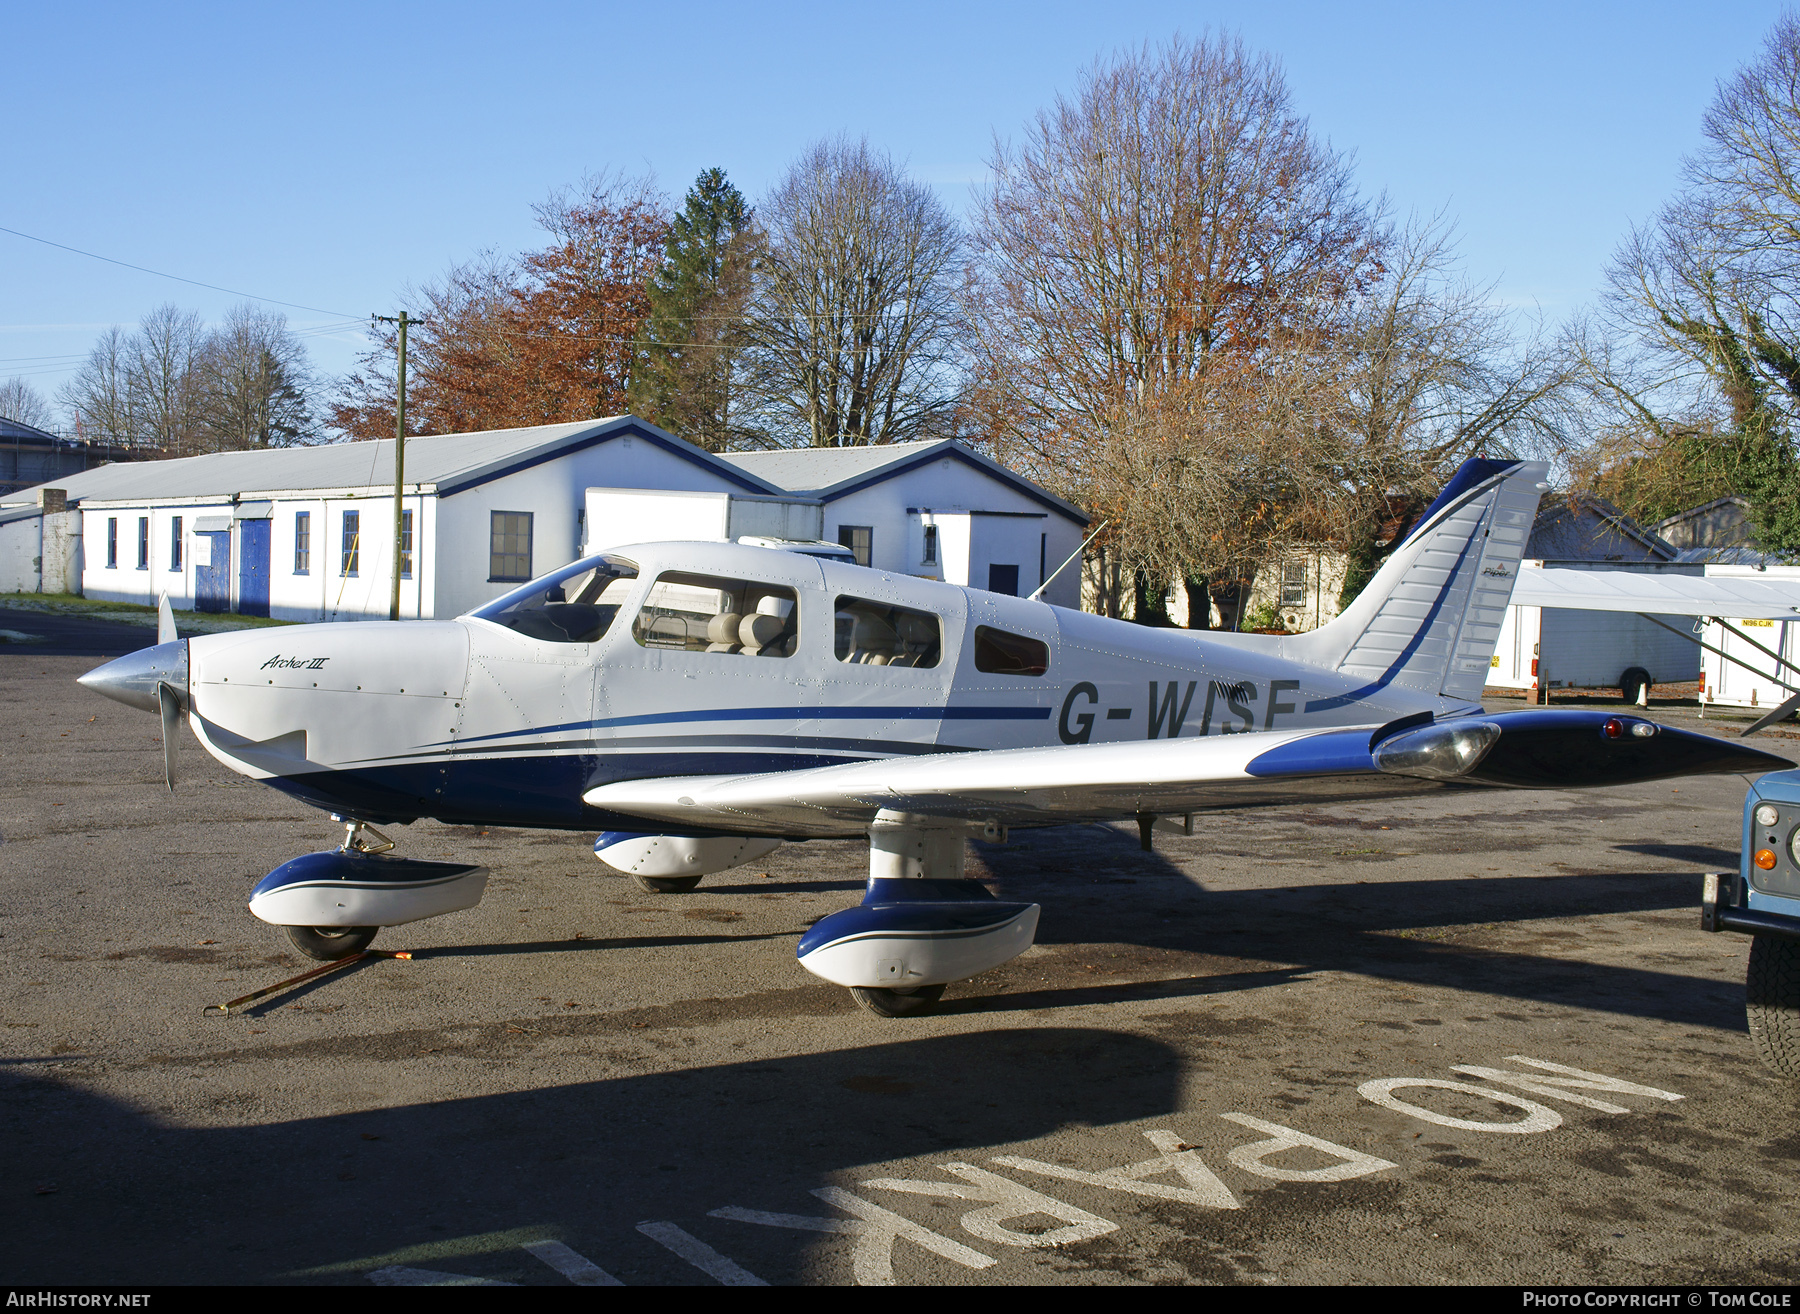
{"left": 78, "top": 458, "right": 1794, "bottom": 1016}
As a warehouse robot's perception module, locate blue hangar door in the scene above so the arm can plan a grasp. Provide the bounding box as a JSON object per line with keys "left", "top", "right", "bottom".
{"left": 196, "top": 531, "right": 232, "bottom": 613}
{"left": 238, "top": 519, "right": 271, "bottom": 617}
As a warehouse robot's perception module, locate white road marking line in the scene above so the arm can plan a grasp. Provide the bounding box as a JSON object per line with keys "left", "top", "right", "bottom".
{"left": 1451, "top": 1065, "right": 1633, "bottom": 1114}
{"left": 1220, "top": 1113, "right": 1400, "bottom": 1181}
{"left": 994, "top": 1129, "right": 1240, "bottom": 1210}
{"left": 862, "top": 1162, "right": 1118, "bottom": 1247}
{"left": 1356, "top": 1078, "right": 1563, "bottom": 1134}
{"left": 1499, "top": 1055, "right": 1684, "bottom": 1104}
{"left": 712, "top": 1189, "right": 996, "bottom": 1287}
{"left": 522, "top": 1239, "right": 624, "bottom": 1287}
{"left": 367, "top": 1264, "right": 514, "bottom": 1286}
{"left": 636, "top": 1221, "right": 767, "bottom": 1286}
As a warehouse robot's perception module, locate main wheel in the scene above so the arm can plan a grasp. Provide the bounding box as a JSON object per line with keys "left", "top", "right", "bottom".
{"left": 1620, "top": 666, "right": 1651, "bottom": 705}
{"left": 1747, "top": 933, "right": 1800, "bottom": 1079}
{"left": 286, "top": 925, "right": 378, "bottom": 961}
{"left": 850, "top": 984, "right": 947, "bottom": 1017}
{"left": 633, "top": 874, "right": 703, "bottom": 893}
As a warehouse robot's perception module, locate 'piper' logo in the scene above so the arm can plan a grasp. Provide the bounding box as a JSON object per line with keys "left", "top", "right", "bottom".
{"left": 260, "top": 656, "right": 330, "bottom": 670}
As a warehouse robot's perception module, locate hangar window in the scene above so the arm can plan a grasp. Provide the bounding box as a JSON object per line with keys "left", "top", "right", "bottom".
{"left": 474, "top": 555, "right": 638, "bottom": 643}
{"left": 835, "top": 597, "right": 941, "bottom": 668}
{"left": 136, "top": 517, "right": 149, "bottom": 570}
{"left": 341, "top": 510, "right": 360, "bottom": 577}
{"left": 634, "top": 572, "right": 798, "bottom": 658}
{"left": 107, "top": 518, "right": 117, "bottom": 569}
{"left": 973, "top": 625, "right": 1049, "bottom": 677}
{"left": 294, "top": 511, "right": 311, "bottom": 575}
{"left": 490, "top": 511, "right": 533, "bottom": 582}
{"left": 170, "top": 516, "right": 183, "bottom": 571}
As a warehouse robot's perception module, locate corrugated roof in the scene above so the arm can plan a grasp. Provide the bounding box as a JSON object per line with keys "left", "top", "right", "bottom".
{"left": 0, "top": 416, "right": 780, "bottom": 506}
{"left": 717, "top": 438, "right": 1088, "bottom": 523}
{"left": 719, "top": 440, "right": 947, "bottom": 491}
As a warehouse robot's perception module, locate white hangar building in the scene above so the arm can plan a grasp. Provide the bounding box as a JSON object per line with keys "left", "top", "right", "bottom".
{"left": 0, "top": 416, "right": 1088, "bottom": 621}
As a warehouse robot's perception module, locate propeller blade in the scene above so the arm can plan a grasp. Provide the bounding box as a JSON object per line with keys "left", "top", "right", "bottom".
{"left": 1743, "top": 690, "right": 1800, "bottom": 738}
{"left": 156, "top": 680, "right": 180, "bottom": 792}
{"left": 157, "top": 593, "right": 177, "bottom": 646}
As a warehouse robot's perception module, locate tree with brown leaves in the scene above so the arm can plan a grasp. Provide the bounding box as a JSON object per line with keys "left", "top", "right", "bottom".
{"left": 333, "top": 176, "right": 670, "bottom": 439}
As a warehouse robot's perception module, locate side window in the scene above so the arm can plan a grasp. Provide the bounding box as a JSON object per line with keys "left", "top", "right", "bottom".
{"left": 835, "top": 597, "right": 941, "bottom": 668}
{"left": 974, "top": 625, "right": 1049, "bottom": 677}
{"left": 475, "top": 556, "right": 638, "bottom": 643}
{"left": 633, "top": 572, "right": 798, "bottom": 658}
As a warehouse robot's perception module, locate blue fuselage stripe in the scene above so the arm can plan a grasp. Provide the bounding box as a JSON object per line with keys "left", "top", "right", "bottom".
{"left": 442, "top": 704, "right": 1050, "bottom": 748}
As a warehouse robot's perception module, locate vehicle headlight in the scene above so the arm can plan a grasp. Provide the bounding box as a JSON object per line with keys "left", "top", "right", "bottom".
{"left": 1757, "top": 803, "right": 1780, "bottom": 828}
{"left": 1789, "top": 829, "right": 1800, "bottom": 867}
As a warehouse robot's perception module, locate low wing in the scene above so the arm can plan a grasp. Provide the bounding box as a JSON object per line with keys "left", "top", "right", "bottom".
{"left": 583, "top": 712, "right": 1791, "bottom": 838}
{"left": 1510, "top": 566, "right": 1800, "bottom": 619}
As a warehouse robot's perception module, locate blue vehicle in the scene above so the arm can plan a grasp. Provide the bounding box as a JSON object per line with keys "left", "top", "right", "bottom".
{"left": 1703, "top": 769, "right": 1800, "bottom": 1077}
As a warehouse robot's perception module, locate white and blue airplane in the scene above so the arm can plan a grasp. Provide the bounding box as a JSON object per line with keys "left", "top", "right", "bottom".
{"left": 78, "top": 458, "right": 1791, "bottom": 1015}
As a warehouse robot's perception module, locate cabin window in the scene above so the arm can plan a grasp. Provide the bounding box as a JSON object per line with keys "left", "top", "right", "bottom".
{"left": 838, "top": 525, "right": 872, "bottom": 568}
{"left": 835, "top": 597, "right": 941, "bottom": 668}
{"left": 170, "top": 516, "right": 182, "bottom": 571}
{"left": 341, "top": 510, "right": 360, "bottom": 577}
{"left": 973, "top": 625, "right": 1049, "bottom": 676}
{"left": 490, "top": 511, "right": 533, "bottom": 582}
{"left": 136, "top": 517, "right": 149, "bottom": 570}
{"left": 474, "top": 555, "right": 638, "bottom": 643}
{"left": 294, "top": 511, "right": 311, "bottom": 574}
{"left": 634, "top": 572, "right": 798, "bottom": 658}
{"left": 107, "top": 518, "right": 117, "bottom": 569}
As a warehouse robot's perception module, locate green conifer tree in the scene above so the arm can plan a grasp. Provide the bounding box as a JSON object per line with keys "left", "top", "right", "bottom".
{"left": 628, "top": 168, "right": 756, "bottom": 450}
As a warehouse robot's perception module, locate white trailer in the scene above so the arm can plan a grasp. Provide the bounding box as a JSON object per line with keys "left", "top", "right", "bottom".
{"left": 582, "top": 487, "right": 824, "bottom": 557}
{"left": 1695, "top": 565, "right": 1800, "bottom": 710}
{"left": 1486, "top": 561, "right": 1700, "bottom": 701}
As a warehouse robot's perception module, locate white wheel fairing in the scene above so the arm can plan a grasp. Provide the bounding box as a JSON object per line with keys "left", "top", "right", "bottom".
{"left": 799, "top": 903, "right": 1039, "bottom": 988}
{"left": 593, "top": 833, "right": 783, "bottom": 877}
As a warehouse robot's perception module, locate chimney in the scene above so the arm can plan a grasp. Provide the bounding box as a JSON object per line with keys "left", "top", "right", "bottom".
{"left": 36, "top": 487, "right": 66, "bottom": 514}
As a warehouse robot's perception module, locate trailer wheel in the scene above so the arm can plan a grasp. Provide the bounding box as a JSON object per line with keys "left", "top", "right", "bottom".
{"left": 1620, "top": 667, "right": 1651, "bottom": 704}
{"left": 1746, "top": 933, "right": 1800, "bottom": 1079}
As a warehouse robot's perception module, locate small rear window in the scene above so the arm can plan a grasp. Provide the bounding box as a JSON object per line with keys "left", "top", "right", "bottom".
{"left": 974, "top": 625, "right": 1049, "bottom": 677}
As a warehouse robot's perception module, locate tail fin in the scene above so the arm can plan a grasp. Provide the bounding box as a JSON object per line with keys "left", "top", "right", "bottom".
{"left": 1287, "top": 458, "right": 1547, "bottom": 707}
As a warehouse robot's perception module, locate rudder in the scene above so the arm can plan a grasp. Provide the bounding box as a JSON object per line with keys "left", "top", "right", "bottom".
{"left": 1287, "top": 458, "right": 1547, "bottom": 707}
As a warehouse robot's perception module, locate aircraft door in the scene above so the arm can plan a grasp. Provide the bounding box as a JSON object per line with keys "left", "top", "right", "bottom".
{"left": 815, "top": 573, "right": 959, "bottom": 757}
{"left": 595, "top": 553, "right": 826, "bottom": 784}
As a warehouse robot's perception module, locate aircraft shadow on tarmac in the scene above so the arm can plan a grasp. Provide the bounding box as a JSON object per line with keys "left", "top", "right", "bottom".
{"left": 961, "top": 825, "right": 1747, "bottom": 1034}
{"left": 0, "top": 1026, "right": 1184, "bottom": 1286}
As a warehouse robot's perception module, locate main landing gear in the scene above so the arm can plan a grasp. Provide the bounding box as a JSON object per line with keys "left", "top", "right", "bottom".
{"left": 797, "top": 811, "right": 1042, "bottom": 1018}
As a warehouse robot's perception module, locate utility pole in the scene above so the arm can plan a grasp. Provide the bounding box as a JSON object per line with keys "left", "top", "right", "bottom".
{"left": 372, "top": 312, "right": 424, "bottom": 621}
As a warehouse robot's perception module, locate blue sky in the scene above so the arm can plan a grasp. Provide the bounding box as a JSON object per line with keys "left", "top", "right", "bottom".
{"left": 3, "top": 1, "right": 1790, "bottom": 421}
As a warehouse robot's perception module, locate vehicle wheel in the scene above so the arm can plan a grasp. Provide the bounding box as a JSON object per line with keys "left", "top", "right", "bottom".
{"left": 286, "top": 925, "right": 378, "bottom": 961}
{"left": 1747, "top": 933, "right": 1800, "bottom": 1079}
{"left": 1620, "top": 666, "right": 1651, "bottom": 704}
{"left": 633, "top": 874, "right": 703, "bottom": 893}
{"left": 849, "top": 984, "right": 947, "bottom": 1017}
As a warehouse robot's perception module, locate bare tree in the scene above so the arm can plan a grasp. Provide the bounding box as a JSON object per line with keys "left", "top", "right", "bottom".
{"left": 59, "top": 326, "right": 138, "bottom": 445}
{"left": 964, "top": 34, "right": 1384, "bottom": 614}
{"left": 0, "top": 378, "right": 55, "bottom": 431}
{"left": 193, "top": 304, "right": 317, "bottom": 449}
{"left": 127, "top": 304, "right": 206, "bottom": 450}
{"left": 1595, "top": 14, "right": 1800, "bottom": 550}
{"left": 742, "top": 138, "right": 963, "bottom": 446}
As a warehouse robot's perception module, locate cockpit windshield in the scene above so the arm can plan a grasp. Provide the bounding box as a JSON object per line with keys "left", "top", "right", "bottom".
{"left": 471, "top": 555, "right": 639, "bottom": 643}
